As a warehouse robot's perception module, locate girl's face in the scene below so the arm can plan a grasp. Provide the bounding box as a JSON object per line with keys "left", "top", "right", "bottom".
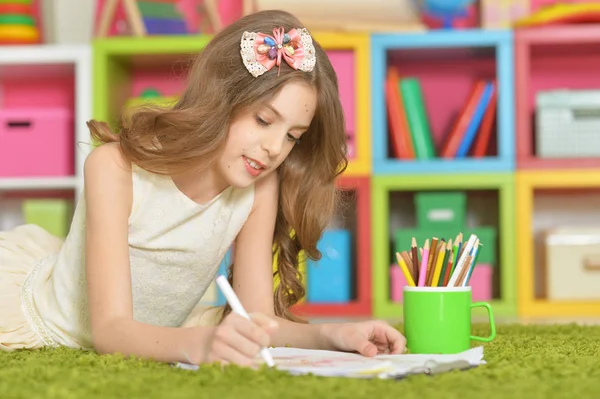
{"left": 217, "top": 81, "right": 317, "bottom": 188}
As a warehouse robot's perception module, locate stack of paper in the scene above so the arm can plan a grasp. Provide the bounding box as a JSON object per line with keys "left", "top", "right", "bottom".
{"left": 176, "top": 346, "right": 485, "bottom": 379}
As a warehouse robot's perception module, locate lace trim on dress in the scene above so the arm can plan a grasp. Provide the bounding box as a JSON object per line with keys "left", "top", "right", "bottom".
{"left": 20, "top": 254, "right": 61, "bottom": 348}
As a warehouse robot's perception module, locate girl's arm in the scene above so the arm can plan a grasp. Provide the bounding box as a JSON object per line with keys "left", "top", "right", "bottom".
{"left": 233, "top": 173, "right": 407, "bottom": 357}
{"left": 232, "top": 172, "right": 330, "bottom": 350}
{"left": 84, "top": 143, "right": 213, "bottom": 364}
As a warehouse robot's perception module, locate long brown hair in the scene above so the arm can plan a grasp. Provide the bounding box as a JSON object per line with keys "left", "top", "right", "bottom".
{"left": 87, "top": 9, "right": 348, "bottom": 322}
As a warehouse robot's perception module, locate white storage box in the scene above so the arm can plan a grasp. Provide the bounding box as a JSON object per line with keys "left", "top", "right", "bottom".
{"left": 543, "top": 227, "right": 600, "bottom": 301}
{"left": 536, "top": 89, "right": 600, "bottom": 158}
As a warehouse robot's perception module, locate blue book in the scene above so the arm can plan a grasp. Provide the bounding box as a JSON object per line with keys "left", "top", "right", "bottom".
{"left": 455, "top": 81, "right": 495, "bottom": 158}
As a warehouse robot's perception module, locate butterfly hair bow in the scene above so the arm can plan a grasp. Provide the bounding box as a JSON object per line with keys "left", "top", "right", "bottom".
{"left": 240, "top": 26, "right": 316, "bottom": 78}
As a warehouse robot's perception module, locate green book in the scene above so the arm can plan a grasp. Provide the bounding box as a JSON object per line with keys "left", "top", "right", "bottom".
{"left": 399, "top": 78, "right": 436, "bottom": 159}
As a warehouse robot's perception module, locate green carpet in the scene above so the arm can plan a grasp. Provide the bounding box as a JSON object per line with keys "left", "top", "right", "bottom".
{"left": 1, "top": 324, "right": 599, "bottom": 399}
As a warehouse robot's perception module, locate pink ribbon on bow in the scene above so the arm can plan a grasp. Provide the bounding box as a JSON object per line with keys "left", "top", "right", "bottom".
{"left": 253, "top": 27, "right": 306, "bottom": 75}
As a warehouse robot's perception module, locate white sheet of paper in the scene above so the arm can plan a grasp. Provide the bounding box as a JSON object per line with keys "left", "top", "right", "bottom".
{"left": 175, "top": 346, "right": 485, "bottom": 378}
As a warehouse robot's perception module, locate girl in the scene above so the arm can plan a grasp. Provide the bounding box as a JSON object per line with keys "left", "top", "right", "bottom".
{"left": 0, "top": 9, "right": 405, "bottom": 366}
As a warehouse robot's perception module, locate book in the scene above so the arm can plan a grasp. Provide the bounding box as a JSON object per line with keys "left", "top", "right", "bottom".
{"left": 386, "top": 68, "right": 415, "bottom": 159}
{"left": 176, "top": 346, "right": 485, "bottom": 379}
{"left": 472, "top": 81, "right": 497, "bottom": 158}
{"left": 439, "top": 80, "right": 486, "bottom": 158}
{"left": 400, "top": 78, "right": 436, "bottom": 160}
{"left": 455, "top": 82, "right": 495, "bottom": 158}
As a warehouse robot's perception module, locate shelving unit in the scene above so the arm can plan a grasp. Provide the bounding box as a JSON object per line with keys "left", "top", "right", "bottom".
{"left": 0, "top": 45, "right": 91, "bottom": 198}
{"left": 514, "top": 25, "right": 600, "bottom": 319}
{"left": 0, "top": 45, "right": 91, "bottom": 235}
{"left": 292, "top": 176, "right": 371, "bottom": 318}
{"left": 8, "top": 22, "right": 600, "bottom": 321}
{"left": 368, "top": 28, "right": 517, "bottom": 321}
{"left": 516, "top": 170, "right": 600, "bottom": 318}
{"left": 515, "top": 25, "right": 600, "bottom": 170}
{"left": 371, "top": 29, "right": 514, "bottom": 175}
{"left": 372, "top": 173, "right": 516, "bottom": 320}
{"left": 93, "top": 32, "right": 372, "bottom": 318}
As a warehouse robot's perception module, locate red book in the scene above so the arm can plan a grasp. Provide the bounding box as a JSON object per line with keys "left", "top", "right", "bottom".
{"left": 386, "top": 68, "right": 415, "bottom": 159}
{"left": 439, "top": 80, "right": 486, "bottom": 158}
{"left": 472, "top": 81, "right": 497, "bottom": 158}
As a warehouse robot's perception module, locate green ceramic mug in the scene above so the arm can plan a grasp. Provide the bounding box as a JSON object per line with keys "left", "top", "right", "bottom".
{"left": 403, "top": 286, "right": 496, "bottom": 354}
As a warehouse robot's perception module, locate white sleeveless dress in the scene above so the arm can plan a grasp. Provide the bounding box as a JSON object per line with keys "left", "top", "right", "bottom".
{"left": 0, "top": 163, "right": 255, "bottom": 351}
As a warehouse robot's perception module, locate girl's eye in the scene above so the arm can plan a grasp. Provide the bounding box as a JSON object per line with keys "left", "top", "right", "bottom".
{"left": 255, "top": 116, "right": 270, "bottom": 127}
{"left": 287, "top": 133, "right": 300, "bottom": 144}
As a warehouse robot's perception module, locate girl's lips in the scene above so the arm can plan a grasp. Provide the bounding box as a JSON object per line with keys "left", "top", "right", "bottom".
{"left": 245, "top": 156, "right": 267, "bottom": 169}
{"left": 243, "top": 156, "right": 264, "bottom": 177}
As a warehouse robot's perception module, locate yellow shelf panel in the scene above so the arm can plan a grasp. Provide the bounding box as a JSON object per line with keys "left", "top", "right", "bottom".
{"left": 520, "top": 300, "right": 600, "bottom": 318}
{"left": 315, "top": 32, "right": 371, "bottom": 177}
{"left": 516, "top": 170, "right": 600, "bottom": 318}
{"left": 517, "top": 169, "right": 600, "bottom": 187}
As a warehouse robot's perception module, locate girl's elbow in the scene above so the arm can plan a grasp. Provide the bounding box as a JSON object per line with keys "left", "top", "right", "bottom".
{"left": 89, "top": 317, "right": 128, "bottom": 355}
{"left": 90, "top": 326, "right": 115, "bottom": 355}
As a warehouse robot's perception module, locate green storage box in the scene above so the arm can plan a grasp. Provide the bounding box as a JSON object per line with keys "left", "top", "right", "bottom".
{"left": 22, "top": 199, "right": 73, "bottom": 238}
{"left": 415, "top": 191, "right": 466, "bottom": 230}
{"left": 395, "top": 226, "right": 496, "bottom": 266}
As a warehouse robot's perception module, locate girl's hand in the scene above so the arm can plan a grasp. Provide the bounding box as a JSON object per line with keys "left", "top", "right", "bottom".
{"left": 320, "top": 320, "right": 406, "bottom": 357}
{"left": 198, "top": 312, "right": 279, "bottom": 367}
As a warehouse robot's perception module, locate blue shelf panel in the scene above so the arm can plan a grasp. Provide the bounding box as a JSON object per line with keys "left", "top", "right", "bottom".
{"left": 373, "top": 157, "right": 514, "bottom": 175}
{"left": 371, "top": 29, "right": 515, "bottom": 175}
{"left": 372, "top": 29, "right": 512, "bottom": 49}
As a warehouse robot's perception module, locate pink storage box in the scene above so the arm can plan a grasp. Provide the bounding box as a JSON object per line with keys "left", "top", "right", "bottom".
{"left": 0, "top": 108, "right": 74, "bottom": 177}
{"left": 390, "top": 263, "right": 493, "bottom": 302}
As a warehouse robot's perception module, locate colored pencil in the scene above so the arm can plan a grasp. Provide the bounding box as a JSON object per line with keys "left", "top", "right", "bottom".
{"left": 455, "top": 254, "right": 472, "bottom": 287}
{"left": 411, "top": 237, "right": 419, "bottom": 282}
{"left": 448, "top": 234, "right": 477, "bottom": 286}
{"left": 442, "top": 248, "right": 454, "bottom": 286}
{"left": 451, "top": 233, "right": 462, "bottom": 275}
{"left": 437, "top": 238, "right": 452, "bottom": 287}
{"left": 431, "top": 240, "right": 447, "bottom": 286}
{"left": 400, "top": 251, "right": 414, "bottom": 281}
{"left": 396, "top": 252, "right": 415, "bottom": 287}
{"left": 426, "top": 237, "right": 439, "bottom": 286}
{"left": 464, "top": 240, "right": 482, "bottom": 286}
{"left": 417, "top": 239, "right": 430, "bottom": 287}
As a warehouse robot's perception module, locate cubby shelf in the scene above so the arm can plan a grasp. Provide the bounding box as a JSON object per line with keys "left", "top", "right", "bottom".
{"left": 0, "top": 44, "right": 92, "bottom": 199}
{"left": 371, "top": 29, "right": 515, "bottom": 175}
{"left": 292, "top": 176, "right": 372, "bottom": 318}
{"left": 93, "top": 34, "right": 372, "bottom": 318}
{"left": 516, "top": 170, "right": 600, "bottom": 318}
{"left": 372, "top": 173, "right": 517, "bottom": 320}
{"left": 10, "top": 25, "right": 600, "bottom": 322}
{"left": 93, "top": 32, "right": 371, "bottom": 178}
{"left": 515, "top": 25, "right": 600, "bottom": 170}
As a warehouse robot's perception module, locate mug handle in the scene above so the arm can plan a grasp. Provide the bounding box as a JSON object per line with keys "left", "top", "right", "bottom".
{"left": 469, "top": 302, "right": 496, "bottom": 342}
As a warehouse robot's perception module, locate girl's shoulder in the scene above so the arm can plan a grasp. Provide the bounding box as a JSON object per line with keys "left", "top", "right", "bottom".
{"left": 84, "top": 142, "right": 156, "bottom": 189}
{"left": 84, "top": 142, "right": 132, "bottom": 181}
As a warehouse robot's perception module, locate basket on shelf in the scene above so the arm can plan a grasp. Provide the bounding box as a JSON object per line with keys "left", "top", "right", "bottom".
{"left": 536, "top": 89, "right": 600, "bottom": 158}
